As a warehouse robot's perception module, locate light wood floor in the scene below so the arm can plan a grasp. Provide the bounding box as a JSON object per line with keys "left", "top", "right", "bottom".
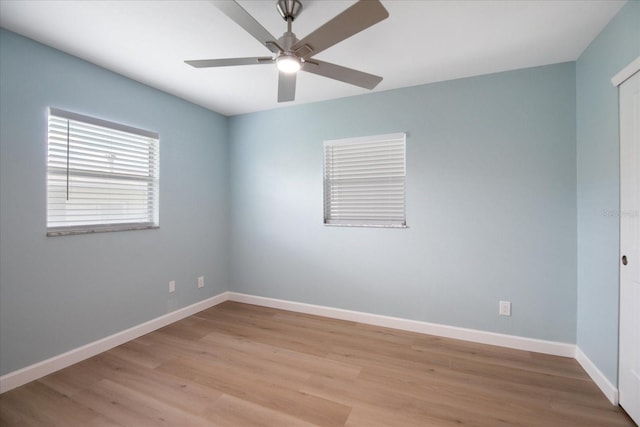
{"left": 0, "top": 301, "right": 634, "bottom": 426}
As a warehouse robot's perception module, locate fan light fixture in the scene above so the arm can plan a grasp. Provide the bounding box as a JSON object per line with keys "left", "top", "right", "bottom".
{"left": 276, "top": 55, "right": 301, "bottom": 73}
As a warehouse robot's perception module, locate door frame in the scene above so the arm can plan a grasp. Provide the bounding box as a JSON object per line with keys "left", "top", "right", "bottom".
{"left": 613, "top": 56, "right": 640, "bottom": 419}
{"left": 611, "top": 57, "right": 640, "bottom": 87}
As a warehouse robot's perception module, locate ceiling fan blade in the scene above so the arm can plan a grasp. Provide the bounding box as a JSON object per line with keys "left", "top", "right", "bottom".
{"left": 302, "top": 60, "right": 382, "bottom": 90}
{"left": 291, "top": 0, "right": 388, "bottom": 59}
{"left": 212, "top": 0, "right": 281, "bottom": 53}
{"left": 278, "top": 71, "right": 297, "bottom": 102}
{"left": 185, "top": 57, "right": 273, "bottom": 68}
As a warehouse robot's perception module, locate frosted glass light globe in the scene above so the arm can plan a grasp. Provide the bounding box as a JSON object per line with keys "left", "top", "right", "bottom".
{"left": 276, "top": 55, "right": 301, "bottom": 73}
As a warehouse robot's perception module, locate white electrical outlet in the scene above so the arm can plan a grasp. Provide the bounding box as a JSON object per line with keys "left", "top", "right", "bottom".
{"left": 169, "top": 280, "right": 176, "bottom": 293}
{"left": 499, "top": 300, "right": 511, "bottom": 316}
{"left": 198, "top": 276, "right": 204, "bottom": 289}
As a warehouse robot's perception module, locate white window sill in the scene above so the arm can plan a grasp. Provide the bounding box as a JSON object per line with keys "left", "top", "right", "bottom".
{"left": 47, "top": 224, "right": 159, "bottom": 237}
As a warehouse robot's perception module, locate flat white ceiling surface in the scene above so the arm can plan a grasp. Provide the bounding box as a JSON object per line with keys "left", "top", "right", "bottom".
{"left": 0, "top": 0, "right": 626, "bottom": 116}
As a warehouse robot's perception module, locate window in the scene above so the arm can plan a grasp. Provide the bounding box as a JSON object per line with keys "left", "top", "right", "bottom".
{"left": 323, "top": 132, "right": 406, "bottom": 227}
{"left": 47, "top": 108, "right": 159, "bottom": 236}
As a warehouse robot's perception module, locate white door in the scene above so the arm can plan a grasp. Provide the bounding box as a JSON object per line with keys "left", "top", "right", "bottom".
{"left": 619, "top": 69, "right": 640, "bottom": 425}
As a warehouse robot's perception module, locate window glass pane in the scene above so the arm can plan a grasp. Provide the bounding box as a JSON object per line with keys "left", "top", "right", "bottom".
{"left": 323, "top": 133, "right": 406, "bottom": 227}
{"left": 47, "top": 109, "right": 159, "bottom": 236}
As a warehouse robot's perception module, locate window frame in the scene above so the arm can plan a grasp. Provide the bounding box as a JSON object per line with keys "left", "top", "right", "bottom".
{"left": 46, "top": 108, "right": 160, "bottom": 236}
{"left": 323, "top": 132, "right": 407, "bottom": 228}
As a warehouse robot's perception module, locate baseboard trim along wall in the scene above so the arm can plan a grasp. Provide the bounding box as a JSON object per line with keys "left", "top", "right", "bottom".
{"left": 0, "top": 293, "right": 227, "bottom": 394}
{"left": 0, "top": 290, "right": 616, "bottom": 406}
{"left": 575, "top": 347, "right": 619, "bottom": 405}
{"left": 227, "top": 292, "right": 576, "bottom": 357}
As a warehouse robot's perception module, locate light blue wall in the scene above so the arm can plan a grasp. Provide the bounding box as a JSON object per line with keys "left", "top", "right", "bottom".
{"left": 0, "top": 30, "right": 230, "bottom": 375}
{"left": 229, "top": 63, "right": 577, "bottom": 343}
{"left": 576, "top": 0, "right": 640, "bottom": 385}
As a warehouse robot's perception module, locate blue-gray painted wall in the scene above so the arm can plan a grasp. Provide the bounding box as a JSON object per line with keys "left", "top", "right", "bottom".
{"left": 576, "top": 0, "right": 640, "bottom": 385}
{"left": 229, "top": 62, "right": 577, "bottom": 343}
{"left": 0, "top": 29, "right": 230, "bottom": 375}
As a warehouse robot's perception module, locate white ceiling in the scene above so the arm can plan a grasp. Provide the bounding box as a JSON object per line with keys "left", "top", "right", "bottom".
{"left": 0, "top": 0, "right": 626, "bottom": 116}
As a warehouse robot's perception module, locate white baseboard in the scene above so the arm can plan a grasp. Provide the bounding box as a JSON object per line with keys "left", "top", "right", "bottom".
{"left": 227, "top": 292, "right": 576, "bottom": 358}
{"left": 0, "top": 292, "right": 230, "bottom": 394}
{"left": 575, "top": 346, "right": 619, "bottom": 405}
{"left": 2, "top": 290, "right": 617, "bottom": 408}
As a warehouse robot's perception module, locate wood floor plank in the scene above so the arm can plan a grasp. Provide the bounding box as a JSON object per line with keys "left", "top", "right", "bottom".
{"left": 195, "top": 312, "right": 332, "bottom": 357}
{"left": 105, "top": 338, "right": 171, "bottom": 369}
{"left": 0, "top": 301, "right": 634, "bottom": 426}
{"left": 0, "top": 382, "right": 102, "bottom": 427}
{"left": 412, "top": 337, "right": 587, "bottom": 380}
{"left": 71, "top": 378, "right": 212, "bottom": 426}
{"left": 200, "top": 331, "right": 362, "bottom": 380}
{"left": 157, "top": 355, "right": 352, "bottom": 426}
{"left": 204, "top": 393, "right": 320, "bottom": 427}
{"left": 88, "top": 353, "right": 224, "bottom": 416}
{"left": 356, "top": 366, "right": 616, "bottom": 427}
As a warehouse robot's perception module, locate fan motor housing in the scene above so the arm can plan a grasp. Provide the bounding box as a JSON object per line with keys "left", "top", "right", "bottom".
{"left": 278, "top": 31, "right": 299, "bottom": 51}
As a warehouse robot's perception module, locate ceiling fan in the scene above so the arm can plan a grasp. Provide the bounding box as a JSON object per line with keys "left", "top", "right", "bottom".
{"left": 185, "top": 0, "right": 389, "bottom": 103}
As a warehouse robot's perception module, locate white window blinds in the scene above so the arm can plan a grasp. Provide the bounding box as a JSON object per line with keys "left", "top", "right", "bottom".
{"left": 47, "top": 108, "right": 159, "bottom": 236}
{"left": 323, "top": 132, "right": 406, "bottom": 227}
